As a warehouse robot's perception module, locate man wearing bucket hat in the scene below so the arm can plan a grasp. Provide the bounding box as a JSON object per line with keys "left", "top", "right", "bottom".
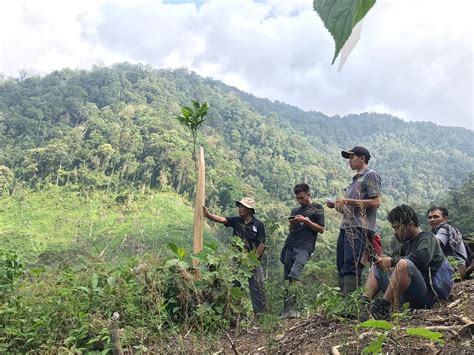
{"left": 204, "top": 197, "right": 266, "bottom": 315}
{"left": 326, "top": 146, "right": 382, "bottom": 294}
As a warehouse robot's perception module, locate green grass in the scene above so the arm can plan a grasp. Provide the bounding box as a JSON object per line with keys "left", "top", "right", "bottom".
{"left": 0, "top": 186, "right": 216, "bottom": 265}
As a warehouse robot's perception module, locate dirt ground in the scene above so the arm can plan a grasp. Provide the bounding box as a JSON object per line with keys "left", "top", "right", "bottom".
{"left": 219, "top": 279, "right": 474, "bottom": 354}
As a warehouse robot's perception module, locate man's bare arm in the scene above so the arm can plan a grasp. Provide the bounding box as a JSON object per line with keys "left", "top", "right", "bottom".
{"left": 336, "top": 196, "right": 381, "bottom": 209}
{"left": 203, "top": 206, "right": 227, "bottom": 224}
{"left": 256, "top": 243, "right": 266, "bottom": 258}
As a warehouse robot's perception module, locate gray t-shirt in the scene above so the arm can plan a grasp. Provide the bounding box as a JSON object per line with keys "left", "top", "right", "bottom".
{"left": 340, "top": 168, "right": 381, "bottom": 232}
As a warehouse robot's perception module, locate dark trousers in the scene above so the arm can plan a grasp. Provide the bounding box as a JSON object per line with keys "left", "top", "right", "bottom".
{"left": 283, "top": 247, "right": 311, "bottom": 281}
{"left": 337, "top": 228, "right": 373, "bottom": 283}
{"left": 248, "top": 265, "right": 265, "bottom": 314}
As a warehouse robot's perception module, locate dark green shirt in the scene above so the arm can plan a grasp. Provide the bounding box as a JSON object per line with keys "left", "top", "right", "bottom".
{"left": 392, "top": 231, "right": 445, "bottom": 286}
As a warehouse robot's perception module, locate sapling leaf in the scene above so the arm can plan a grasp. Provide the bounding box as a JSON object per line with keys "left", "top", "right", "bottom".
{"left": 362, "top": 333, "right": 386, "bottom": 354}
{"left": 358, "top": 319, "right": 393, "bottom": 330}
{"left": 406, "top": 328, "right": 445, "bottom": 346}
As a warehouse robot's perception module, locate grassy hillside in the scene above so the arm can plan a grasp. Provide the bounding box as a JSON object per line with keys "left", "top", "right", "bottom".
{"left": 0, "top": 187, "right": 215, "bottom": 265}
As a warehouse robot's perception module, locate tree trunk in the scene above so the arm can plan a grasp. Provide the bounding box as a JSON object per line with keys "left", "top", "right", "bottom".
{"left": 193, "top": 146, "right": 205, "bottom": 270}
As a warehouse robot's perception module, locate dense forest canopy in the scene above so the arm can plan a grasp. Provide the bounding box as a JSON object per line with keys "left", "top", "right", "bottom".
{"left": 1, "top": 63, "right": 473, "bottom": 210}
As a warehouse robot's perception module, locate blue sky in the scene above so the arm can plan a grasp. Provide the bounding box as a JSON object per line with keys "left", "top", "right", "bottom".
{"left": 0, "top": 0, "right": 472, "bottom": 129}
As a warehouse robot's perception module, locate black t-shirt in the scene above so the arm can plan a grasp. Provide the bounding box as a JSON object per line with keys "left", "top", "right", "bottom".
{"left": 224, "top": 216, "right": 266, "bottom": 251}
{"left": 285, "top": 203, "right": 325, "bottom": 253}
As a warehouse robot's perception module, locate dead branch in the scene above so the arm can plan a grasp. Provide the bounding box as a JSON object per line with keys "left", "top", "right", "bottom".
{"left": 119, "top": 234, "right": 129, "bottom": 249}
{"left": 226, "top": 331, "right": 239, "bottom": 355}
{"left": 447, "top": 299, "right": 462, "bottom": 308}
{"left": 411, "top": 325, "right": 462, "bottom": 331}
{"left": 453, "top": 315, "right": 473, "bottom": 325}
{"left": 425, "top": 316, "right": 450, "bottom": 323}
{"left": 331, "top": 332, "right": 376, "bottom": 355}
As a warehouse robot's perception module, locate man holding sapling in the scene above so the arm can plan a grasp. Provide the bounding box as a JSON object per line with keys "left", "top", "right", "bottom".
{"left": 280, "top": 183, "right": 325, "bottom": 319}
{"left": 361, "top": 205, "right": 453, "bottom": 321}
{"left": 326, "top": 146, "right": 381, "bottom": 294}
{"left": 204, "top": 197, "right": 266, "bottom": 315}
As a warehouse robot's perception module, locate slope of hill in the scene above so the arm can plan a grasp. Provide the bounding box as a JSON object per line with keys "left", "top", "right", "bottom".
{"left": 1, "top": 64, "right": 473, "bottom": 354}
{"left": 0, "top": 187, "right": 214, "bottom": 264}
{"left": 220, "top": 279, "right": 474, "bottom": 354}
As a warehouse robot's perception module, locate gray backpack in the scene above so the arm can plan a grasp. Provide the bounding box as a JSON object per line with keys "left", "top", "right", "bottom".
{"left": 438, "top": 222, "right": 463, "bottom": 255}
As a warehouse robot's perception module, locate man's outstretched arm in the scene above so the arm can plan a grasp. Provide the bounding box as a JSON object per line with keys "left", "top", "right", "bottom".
{"left": 203, "top": 206, "right": 227, "bottom": 224}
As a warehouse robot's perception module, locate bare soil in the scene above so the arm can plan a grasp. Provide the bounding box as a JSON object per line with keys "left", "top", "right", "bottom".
{"left": 220, "top": 279, "right": 474, "bottom": 354}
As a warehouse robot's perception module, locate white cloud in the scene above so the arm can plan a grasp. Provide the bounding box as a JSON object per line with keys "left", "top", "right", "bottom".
{"left": 0, "top": 0, "right": 472, "bottom": 129}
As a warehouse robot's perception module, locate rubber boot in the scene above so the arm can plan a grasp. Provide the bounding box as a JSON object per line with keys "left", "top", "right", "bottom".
{"left": 280, "top": 289, "right": 300, "bottom": 319}
{"left": 343, "top": 275, "right": 357, "bottom": 294}
{"left": 338, "top": 275, "right": 344, "bottom": 293}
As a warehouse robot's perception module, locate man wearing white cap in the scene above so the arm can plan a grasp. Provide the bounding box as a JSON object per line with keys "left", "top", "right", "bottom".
{"left": 204, "top": 197, "right": 266, "bottom": 315}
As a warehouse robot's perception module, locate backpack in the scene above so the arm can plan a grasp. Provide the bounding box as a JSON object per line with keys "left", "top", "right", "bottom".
{"left": 437, "top": 222, "right": 464, "bottom": 256}
{"left": 431, "top": 259, "right": 454, "bottom": 300}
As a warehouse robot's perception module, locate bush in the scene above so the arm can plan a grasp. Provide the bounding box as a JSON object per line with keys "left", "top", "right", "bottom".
{"left": 0, "top": 240, "right": 258, "bottom": 352}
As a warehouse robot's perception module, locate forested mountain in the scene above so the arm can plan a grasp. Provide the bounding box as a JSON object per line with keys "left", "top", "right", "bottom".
{"left": 2, "top": 63, "right": 474, "bottom": 353}
{"left": 1, "top": 63, "right": 473, "bottom": 210}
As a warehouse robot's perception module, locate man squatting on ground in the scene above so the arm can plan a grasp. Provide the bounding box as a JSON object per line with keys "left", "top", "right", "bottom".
{"left": 326, "top": 146, "right": 381, "bottom": 294}
{"left": 203, "top": 197, "right": 266, "bottom": 315}
{"left": 280, "top": 183, "right": 325, "bottom": 319}
{"left": 427, "top": 206, "right": 472, "bottom": 279}
{"left": 361, "top": 205, "right": 453, "bottom": 321}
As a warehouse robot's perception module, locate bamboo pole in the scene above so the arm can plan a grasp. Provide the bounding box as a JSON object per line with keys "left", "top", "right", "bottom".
{"left": 193, "top": 146, "right": 205, "bottom": 266}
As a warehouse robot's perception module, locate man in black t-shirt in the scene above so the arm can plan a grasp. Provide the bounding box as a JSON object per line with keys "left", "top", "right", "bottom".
{"left": 280, "top": 183, "right": 325, "bottom": 319}
{"left": 204, "top": 197, "right": 266, "bottom": 315}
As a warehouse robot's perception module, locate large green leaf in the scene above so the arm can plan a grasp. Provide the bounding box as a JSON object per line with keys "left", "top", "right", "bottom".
{"left": 358, "top": 319, "right": 393, "bottom": 330}
{"left": 313, "top": 0, "right": 376, "bottom": 64}
{"left": 362, "top": 334, "right": 386, "bottom": 354}
{"left": 406, "top": 328, "right": 445, "bottom": 346}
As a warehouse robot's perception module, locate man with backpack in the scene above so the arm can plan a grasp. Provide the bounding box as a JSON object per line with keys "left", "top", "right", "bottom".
{"left": 427, "top": 206, "right": 470, "bottom": 279}
{"left": 361, "top": 205, "right": 453, "bottom": 321}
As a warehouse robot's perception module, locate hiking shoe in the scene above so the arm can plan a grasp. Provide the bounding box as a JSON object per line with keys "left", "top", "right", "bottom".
{"left": 359, "top": 303, "right": 371, "bottom": 322}
{"left": 358, "top": 296, "right": 371, "bottom": 322}
{"left": 369, "top": 299, "right": 391, "bottom": 320}
{"left": 279, "top": 309, "right": 300, "bottom": 320}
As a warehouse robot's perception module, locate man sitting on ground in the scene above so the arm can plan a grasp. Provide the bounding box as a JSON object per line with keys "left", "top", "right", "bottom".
{"left": 361, "top": 205, "right": 453, "bottom": 320}
{"left": 427, "top": 206, "right": 470, "bottom": 279}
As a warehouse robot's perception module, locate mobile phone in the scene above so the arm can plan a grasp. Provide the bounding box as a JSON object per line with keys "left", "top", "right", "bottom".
{"left": 288, "top": 216, "right": 296, "bottom": 220}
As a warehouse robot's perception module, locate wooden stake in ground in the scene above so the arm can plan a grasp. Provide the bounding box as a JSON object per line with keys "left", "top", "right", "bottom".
{"left": 193, "top": 146, "right": 205, "bottom": 267}
{"left": 109, "top": 312, "right": 124, "bottom": 355}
